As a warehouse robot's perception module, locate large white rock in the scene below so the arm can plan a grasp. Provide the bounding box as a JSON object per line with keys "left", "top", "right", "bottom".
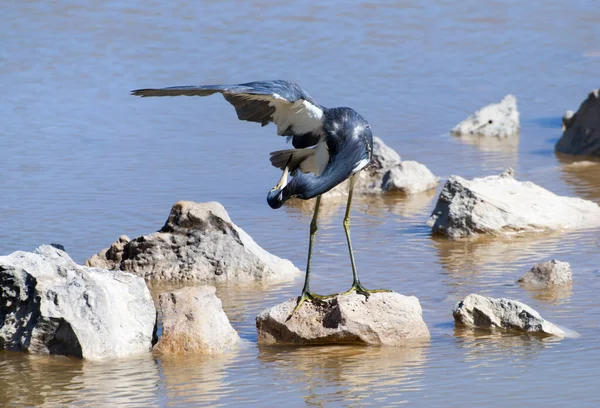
{"left": 556, "top": 89, "right": 600, "bottom": 157}
{"left": 0, "top": 245, "right": 156, "bottom": 360}
{"left": 256, "top": 292, "right": 430, "bottom": 346}
{"left": 518, "top": 260, "right": 572, "bottom": 287}
{"left": 453, "top": 294, "right": 565, "bottom": 337}
{"left": 427, "top": 169, "right": 600, "bottom": 238}
{"left": 451, "top": 94, "right": 519, "bottom": 138}
{"left": 326, "top": 137, "right": 439, "bottom": 196}
{"left": 154, "top": 286, "right": 241, "bottom": 354}
{"left": 86, "top": 201, "right": 299, "bottom": 281}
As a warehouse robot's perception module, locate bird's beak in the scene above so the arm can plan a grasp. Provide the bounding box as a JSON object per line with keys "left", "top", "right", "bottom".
{"left": 271, "top": 165, "right": 289, "bottom": 192}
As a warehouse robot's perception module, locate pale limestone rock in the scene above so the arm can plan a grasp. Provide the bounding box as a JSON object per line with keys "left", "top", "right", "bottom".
{"left": 256, "top": 292, "right": 430, "bottom": 346}
{"left": 154, "top": 286, "right": 240, "bottom": 354}
{"left": 0, "top": 245, "right": 156, "bottom": 360}
{"left": 427, "top": 169, "right": 600, "bottom": 238}
{"left": 518, "top": 260, "right": 572, "bottom": 286}
{"left": 451, "top": 95, "right": 519, "bottom": 138}
{"left": 381, "top": 160, "right": 440, "bottom": 194}
{"left": 86, "top": 201, "right": 299, "bottom": 282}
{"left": 453, "top": 294, "right": 564, "bottom": 336}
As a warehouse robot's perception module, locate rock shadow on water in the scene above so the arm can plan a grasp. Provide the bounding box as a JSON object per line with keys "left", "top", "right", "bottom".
{"left": 257, "top": 343, "right": 429, "bottom": 406}
{"left": 0, "top": 351, "right": 160, "bottom": 406}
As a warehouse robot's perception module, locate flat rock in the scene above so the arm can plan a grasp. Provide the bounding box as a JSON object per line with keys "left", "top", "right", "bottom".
{"left": 86, "top": 201, "right": 299, "bottom": 281}
{"left": 451, "top": 95, "right": 519, "bottom": 138}
{"left": 453, "top": 294, "right": 564, "bottom": 336}
{"left": 256, "top": 292, "right": 430, "bottom": 346}
{"left": 518, "top": 260, "right": 572, "bottom": 286}
{"left": 327, "top": 137, "right": 439, "bottom": 196}
{"left": 0, "top": 245, "right": 156, "bottom": 360}
{"left": 427, "top": 169, "right": 600, "bottom": 238}
{"left": 154, "top": 286, "right": 240, "bottom": 354}
{"left": 556, "top": 89, "right": 600, "bottom": 157}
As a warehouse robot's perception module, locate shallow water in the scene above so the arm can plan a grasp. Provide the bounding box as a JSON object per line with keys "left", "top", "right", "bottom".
{"left": 2, "top": 0, "right": 600, "bottom": 406}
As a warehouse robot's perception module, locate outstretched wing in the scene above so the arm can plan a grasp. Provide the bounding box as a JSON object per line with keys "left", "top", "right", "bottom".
{"left": 131, "top": 80, "right": 325, "bottom": 148}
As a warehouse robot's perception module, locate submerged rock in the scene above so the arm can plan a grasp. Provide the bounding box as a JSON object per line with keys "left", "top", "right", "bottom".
{"left": 451, "top": 95, "right": 519, "bottom": 138}
{"left": 154, "top": 286, "right": 240, "bottom": 354}
{"left": 0, "top": 245, "right": 156, "bottom": 360}
{"left": 327, "top": 137, "right": 439, "bottom": 196}
{"left": 518, "top": 260, "right": 572, "bottom": 287}
{"left": 256, "top": 292, "right": 430, "bottom": 346}
{"left": 427, "top": 169, "right": 600, "bottom": 238}
{"left": 86, "top": 201, "right": 299, "bottom": 282}
{"left": 556, "top": 89, "right": 600, "bottom": 157}
{"left": 453, "top": 294, "right": 564, "bottom": 337}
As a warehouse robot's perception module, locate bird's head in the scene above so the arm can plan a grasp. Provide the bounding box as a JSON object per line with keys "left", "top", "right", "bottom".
{"left": 267, "top": 188, "right": 286, "bottom": 209}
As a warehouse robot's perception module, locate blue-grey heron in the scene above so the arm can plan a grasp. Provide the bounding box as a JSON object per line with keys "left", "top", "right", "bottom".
{"left": 131, "top": 80, "right": 389, "bottom": 316}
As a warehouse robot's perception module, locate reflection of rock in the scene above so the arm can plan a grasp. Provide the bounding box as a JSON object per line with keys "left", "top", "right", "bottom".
{"left": 0, "top": 245, "right": 156, "bottom": 360}
{"left": 0, "top": 352, "right": 161, "bottom": 406}
{"left": 558, "top": 158, "right": 600, "bottom": 202}
{"left": 86, "top": 201, "right": 299, "bottom": 282}
{"left": 518, "top": 260, "right": 572, "bottom": 287}
{"left": 256, "top": 292, "right": 430, "bottom": 345}
{"left": 154, "top": 286, "right": 241, "bottom": 354}
{"left": 258, "top": 343, "right": 427, "bottom": 405}
{"left": 453, "top": 294, "right": 565, "bottom": 336}
{"left": 455, "top": 132, "right": 520, "bottom": 152}
{"left": 451, "top": 95, "right": 519, "bottom": 138}
{"left": 428, "top": 169, "right": 600, "bottom": 238}
{"left": 556, "top": 89, "right": 600, "bottom": 157}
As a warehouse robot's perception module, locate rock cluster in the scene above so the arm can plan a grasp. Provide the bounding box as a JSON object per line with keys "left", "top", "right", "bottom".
{"left": 256, "top": 292, "right": 430, "bottom": 346}
{"left": 556, "top": 89, "right": 600, "bottom": 157}
{"left": 0, "top": 245, "right": 157, "bottom": 360}
{"left": 427, "top": 169, "right": 600, "bottom": 238}
{"left": 86, "top": 201, "right": 299, "bottom": 282}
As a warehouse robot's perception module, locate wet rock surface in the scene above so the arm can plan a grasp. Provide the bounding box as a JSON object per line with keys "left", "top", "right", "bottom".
{"left": 453, "top": 294, "right": 565, "bottom": 337}
{"left": 556, "top": 89, "right": 600, "bottom": 157}
{"left": 427, "top": 169, "right": 600, "bottom": 238}
{"left": 256, "top": 292, "right": 430, "bottom": 346}
{"left": 0, "top": 245, "right": 156, "bottom": 360}
{"left": 86, "top": 201, "right": 299, "bottom": 282}
{"left": 451, "top": 94, "right": 519, "bottom": 138}
{"left": 154, "top": 286, "right": 241, "bottom": 354}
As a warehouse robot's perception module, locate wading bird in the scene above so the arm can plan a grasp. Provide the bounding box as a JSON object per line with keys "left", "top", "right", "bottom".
{"left": 131, "top": 80, "right": 388, "bottom": 316}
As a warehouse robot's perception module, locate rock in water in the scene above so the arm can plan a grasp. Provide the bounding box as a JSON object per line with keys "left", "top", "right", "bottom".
{"left": 86, "top": 201, "right": 299, "bottom": 281}
{"left": 0, "top": 245, "right": 156, "bottom": 360}
{"left": 427, "top": 169, "right": 600, "bottom": 238}
{"left": 453, "top": 294, "right": 565, "bottom": 337}
{"left": 256, "top": 292, "right": 430, "bottom": 346}
{"left": 154, "top": 286, "right": 240, "bottom": 354}
{"left": 451, "top": 95, "right": 519, "bottom": 138}
{"left": 556, "top": 89, "right": 600, "bottom": 157}
{"left": 518, "top": 260, "right": 572, "bottom": 287}
{"left": 328, "top": 136, "right": 439, "bottom": 196}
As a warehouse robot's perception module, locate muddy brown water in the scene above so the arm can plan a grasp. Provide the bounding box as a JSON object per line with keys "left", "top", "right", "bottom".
{"left": 2, "top": 0, "right": 600, "bottom": 406}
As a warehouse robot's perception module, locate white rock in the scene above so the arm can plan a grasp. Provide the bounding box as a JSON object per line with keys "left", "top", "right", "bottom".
{"left": 381, "top": 160, "right": 440, "bottom": 194}
{"left": 451, "top": 95, "right": 519, "bottom": 138}
{"left": 256, "top": 292, "right": 430, "bottom": 346}
{"left": 427, "top": 169, "right": 600, "bottom": 238}
{"left": 556, "top": 89, "right": 600, "bottom": 156}
{"left": 0, "top": 245, "right": 156, "bottom": 360}
{"left": 518, "top": 260, "right": 572, "bottom": 286}
{"left": 453, "top": 294, "right": 564, "bottom": 336}
{"left": 154, "top": 286, "right": 240, "bottom": 354}
{"left": 86, "top": 201, "right": 299, "bottom": 282}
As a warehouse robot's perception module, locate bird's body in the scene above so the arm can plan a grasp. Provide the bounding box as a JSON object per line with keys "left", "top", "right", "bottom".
{"left": 132, "top": 80, "right": 387, "bottom": 317}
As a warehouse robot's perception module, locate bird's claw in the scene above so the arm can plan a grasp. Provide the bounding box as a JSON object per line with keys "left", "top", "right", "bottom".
{"left": 341, "top": 282, "right": 392, "bottom": 298}
{"left": 287, "top": 291, "right": 334, "bottom": 321}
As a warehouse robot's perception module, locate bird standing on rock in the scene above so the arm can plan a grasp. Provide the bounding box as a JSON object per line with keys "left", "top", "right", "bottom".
{"left": 131, "top": 80, "right": 389, "bottom": 317}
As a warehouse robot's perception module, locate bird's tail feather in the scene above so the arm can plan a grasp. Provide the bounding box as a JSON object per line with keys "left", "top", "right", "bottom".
{"left": 269, "top": 148, "right": 314, "bottom": 173}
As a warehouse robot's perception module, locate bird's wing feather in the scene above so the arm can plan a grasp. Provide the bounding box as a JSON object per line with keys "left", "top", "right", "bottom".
{"left": 131, "top": 80, "right": 324, "bottom": 147}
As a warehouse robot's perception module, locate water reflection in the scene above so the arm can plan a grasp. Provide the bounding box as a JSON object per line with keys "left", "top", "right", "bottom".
{"left": 258, "top": 343, "right": 429, "bottom": 406}
{"left": 557, "top": 156, "right": 600, "bottom": 202}
{"left": 454, "top": 133, "right": 520, "bottom": 154}
{"left": 519, "top": 282, "right": 573, "bottom": 304}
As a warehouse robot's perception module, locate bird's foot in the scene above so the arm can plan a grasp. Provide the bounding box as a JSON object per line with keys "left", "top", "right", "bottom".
{"left": 341, "top": 281, "right": 392, "bottom": 299}
{"left": 287, "top": 291, "right": 333, "bottom": 321}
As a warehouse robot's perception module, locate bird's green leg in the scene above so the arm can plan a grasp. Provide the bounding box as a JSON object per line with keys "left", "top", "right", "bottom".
{"left": 288, "top": 195, "right": 332, "bottom": 319}
{"left": 341, "top": 181, "right": 391, "bottom": 298}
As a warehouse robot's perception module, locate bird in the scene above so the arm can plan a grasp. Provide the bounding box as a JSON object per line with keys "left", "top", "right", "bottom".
{"left": 131, "top": 80, "right": 389, "bottom": 317}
